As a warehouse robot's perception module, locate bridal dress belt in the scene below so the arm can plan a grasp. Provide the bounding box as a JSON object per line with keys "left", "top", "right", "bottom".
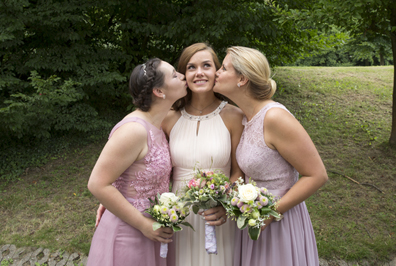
{"left": 172, "top": 167, "right": 230, "bottom": 183}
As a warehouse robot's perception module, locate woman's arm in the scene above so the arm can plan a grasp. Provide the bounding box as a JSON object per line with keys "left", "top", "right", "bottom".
{"left": 260, "top": 107, "right": 328, "bottom": 230}
{"left": 221, "top": 104, "right": 245, "bottom": 183}
{"left": 88, "top": 122, "right": 173, "bottom": 243}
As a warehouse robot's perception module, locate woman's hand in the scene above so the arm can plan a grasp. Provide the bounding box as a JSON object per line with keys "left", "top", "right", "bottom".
{"left": 139, "top": 217, "right": 174, "bottom": 243}
{"left": 260, "top": 216, "right": 275, "bottom": 232}
{"left": 95, "top": 204, "right": 106, "bottom": 227}
{"left": 199, "top": 206, "right": 228, "bottom": 226}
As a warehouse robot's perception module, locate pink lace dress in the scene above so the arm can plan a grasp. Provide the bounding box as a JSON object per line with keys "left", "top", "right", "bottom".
{"left": 234, "top": 102, "right": 319, "bottom": 266}
{"left": 87, "top": 117, "right": 173, "bottom": 266}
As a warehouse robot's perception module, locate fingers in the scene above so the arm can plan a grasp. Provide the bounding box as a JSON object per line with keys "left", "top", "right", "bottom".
{"left": 157, "top": 236, "right": 174, "bottom": 244}
{"left": 162, "top": 227, "right": 174, "bottom": 234}
{"left": 201, "top": 206, "right": 226, "bottom": 221}
{"left": 204, "top": 214, "right": 228, "bottom": 226}
{"left": 95, "top": 204, "right": 106, "bottom": 228}
{"left": 156, "top": 228, "right": 174, "bottom": 243}
{"left": 95, "top": 216, "right": 100, "bottom": 228}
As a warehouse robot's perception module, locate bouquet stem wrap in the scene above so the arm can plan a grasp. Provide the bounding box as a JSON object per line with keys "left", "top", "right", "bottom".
{"left": 160, "top": 242, "right": 168, "bottom": 258}
{"left": 205, "top": 224, "right": 217, "bottom": 254}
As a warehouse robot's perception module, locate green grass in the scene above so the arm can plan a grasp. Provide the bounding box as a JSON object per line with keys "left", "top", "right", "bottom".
{"left": 274, "top": 66, "right": 396, "bottom": 263}
{"left": 0, "top": 66, "right": 395, "bottom": 264}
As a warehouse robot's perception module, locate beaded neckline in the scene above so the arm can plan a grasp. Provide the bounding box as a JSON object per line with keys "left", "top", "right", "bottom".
{"left": 181, "top": 101, "right": 227, "bottom": 121}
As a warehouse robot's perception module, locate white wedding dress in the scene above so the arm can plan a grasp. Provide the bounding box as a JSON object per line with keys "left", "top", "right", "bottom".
{"left": 169, "top": 101, "right": 235, "bottom": 266}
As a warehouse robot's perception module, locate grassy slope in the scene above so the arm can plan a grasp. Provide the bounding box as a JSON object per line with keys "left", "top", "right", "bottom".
{"left": 274, "top": 66, "right": 396, "bottom": 263}
{"left": 0, "top": 66, "right": 395, "bottom": 264}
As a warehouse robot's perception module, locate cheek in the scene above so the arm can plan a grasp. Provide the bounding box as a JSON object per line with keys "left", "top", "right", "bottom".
{"left": 186, "top": 72, "right": 194, "bottom": 82}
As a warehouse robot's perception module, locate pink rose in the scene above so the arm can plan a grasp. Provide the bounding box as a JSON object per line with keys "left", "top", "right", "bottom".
{"left": 188, "top": 179, "right": 197, "bottom": 189}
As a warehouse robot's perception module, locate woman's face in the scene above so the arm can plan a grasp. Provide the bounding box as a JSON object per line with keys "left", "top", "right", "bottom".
{"left": 160, "top": 61, "right": 187, "bottom": 101}
{"left": 214, "top": 54, "right": 240, "bottom": 97}
{"left": 185, "top": 50, "right": 217, "bottom": 94}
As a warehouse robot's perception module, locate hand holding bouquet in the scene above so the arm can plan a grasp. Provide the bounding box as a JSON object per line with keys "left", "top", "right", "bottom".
{"left": 182, "top": 170, "right": 231, "bottom": 254}
{"left": 223, "top": 177, "right": 281, "bottom": 240}
{"left": 146, "top": 192, "right": 193, "bottom": 258}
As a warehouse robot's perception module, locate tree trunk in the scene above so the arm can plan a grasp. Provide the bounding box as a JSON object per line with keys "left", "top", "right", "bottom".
{"left": 389, "top": 1, "right": 396, "bottom": 145}
{"left": 380, "top": 53, "right": 385, "bottom": 66}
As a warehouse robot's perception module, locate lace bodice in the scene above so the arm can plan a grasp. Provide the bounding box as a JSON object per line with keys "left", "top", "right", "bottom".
{"left": 111, "top": 117, "right": 172, "bottom": 211}
{"left": 236, "top": 102, "right": 298, "bottom": 190}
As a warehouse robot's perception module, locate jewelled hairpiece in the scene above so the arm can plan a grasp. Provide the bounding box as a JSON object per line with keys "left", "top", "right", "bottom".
{"left": 142, "top": 64, "right": 147, "bottom": 76}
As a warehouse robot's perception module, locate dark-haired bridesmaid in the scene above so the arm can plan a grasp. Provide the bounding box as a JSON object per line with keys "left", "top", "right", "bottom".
{"left": 86, "top": 58, "right": 187, "bottom": 266}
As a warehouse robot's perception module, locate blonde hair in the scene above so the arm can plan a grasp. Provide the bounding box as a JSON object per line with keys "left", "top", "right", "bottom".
{"left": 226, "top": 46, "right": 276, "bottom": 100}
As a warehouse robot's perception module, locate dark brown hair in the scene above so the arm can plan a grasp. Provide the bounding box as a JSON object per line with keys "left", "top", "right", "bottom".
{"left": 129, "top": 58, "right": 164, "bottom": 111}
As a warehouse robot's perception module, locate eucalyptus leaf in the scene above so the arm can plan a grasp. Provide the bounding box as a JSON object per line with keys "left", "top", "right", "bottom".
{"left": 181, "top": 222, "right": 195, "bottom": 231}
{"left": 172, "top": 225, "right": 182, "bottom": 232}
{"left": 192, "top": 205, "right": 200, "bottom": 214}
{"left": 237, "top": 216, "right": 247, "bottom": 229}
{"left": 248, "top": 227, "right": 261, "bottom": 240}
{"left": 152, "top": 222, "right": 163, "bottom": 231}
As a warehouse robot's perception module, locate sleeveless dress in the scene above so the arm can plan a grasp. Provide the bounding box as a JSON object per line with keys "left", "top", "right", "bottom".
{"left": 169, "top": 101, "right": 236, "bottom": 266}
{"left": 87, "top": 117, "right": 174, "bottom": 266}
{"left": 234, "top": 102, "right": 319, "bottom": 266}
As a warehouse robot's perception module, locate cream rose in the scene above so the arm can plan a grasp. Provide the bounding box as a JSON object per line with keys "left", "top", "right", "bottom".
{"left": 159, "top": 192, "right": 179, "bottom": 206}
{"left": 238, "top": 184, "right": 259, "bottom": 202}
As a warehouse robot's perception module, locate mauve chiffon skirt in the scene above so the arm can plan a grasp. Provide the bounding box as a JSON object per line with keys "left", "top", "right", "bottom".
{"left": 233, "top": 201, "right": 318, "bottom": 266}
{"left": 87, "top": 207, "right": 175, "bottom": 266}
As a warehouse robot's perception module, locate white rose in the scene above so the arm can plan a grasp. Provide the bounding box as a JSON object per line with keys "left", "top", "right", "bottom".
{"left": 238, "top": 184, "right": 258, "bottom": 202}
{"left": 159, "top": 192, "right": 179, "bottom": 206}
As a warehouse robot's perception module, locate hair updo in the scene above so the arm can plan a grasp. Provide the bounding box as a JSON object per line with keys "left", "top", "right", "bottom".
{"left": 226, "top": 46, "right": 277, "bottom": 100}
{"left": 129, "top": 58, "right": 164, "bottom": 111}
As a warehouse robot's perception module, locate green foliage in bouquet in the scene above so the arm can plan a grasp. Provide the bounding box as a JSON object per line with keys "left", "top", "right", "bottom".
{"left": 223, "top": 178, "right": 280, "bottom": 240}
{"left": 182, "top": 170, "right": 231, "bottom": 215}
{"left": 146, "top": 193, "right": 194, "bottom": 232}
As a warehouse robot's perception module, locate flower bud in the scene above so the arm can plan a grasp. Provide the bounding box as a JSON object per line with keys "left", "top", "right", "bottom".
{"left": 248, "top": 219, "right": 256, "bottom": 227}
{"left": 251, "top": 210, "right": 260, "bottom": 219}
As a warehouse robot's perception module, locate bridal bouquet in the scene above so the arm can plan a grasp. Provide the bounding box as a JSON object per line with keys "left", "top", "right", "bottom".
{"left": 146, "top": 192, "right": 193, "bottom": 258}
{"left": 223, "top": 177, "right": 281, "bottom": 240}
{"left": 181, "top": 170, "right": 231, "bottom": 254}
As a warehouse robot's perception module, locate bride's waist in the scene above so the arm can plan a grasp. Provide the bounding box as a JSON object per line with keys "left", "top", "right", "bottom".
{"left": 172, "top": 167, "right": 229, "bottom": 183}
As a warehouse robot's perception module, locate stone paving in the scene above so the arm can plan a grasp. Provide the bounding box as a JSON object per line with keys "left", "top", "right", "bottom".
{"left": 1, "top": 244, "right": 395, "bottom": 266}
{"left": 0, "top": 245, "right": 87, "bottom": 266}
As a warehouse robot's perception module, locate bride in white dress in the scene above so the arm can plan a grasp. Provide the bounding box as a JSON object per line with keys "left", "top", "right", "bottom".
{"left": 162, "top": 43, "right": 244, "bottom": 266}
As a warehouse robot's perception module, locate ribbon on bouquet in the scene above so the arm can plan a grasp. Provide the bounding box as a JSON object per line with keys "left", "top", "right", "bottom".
{"left": 160, "top": 243, "right": 168, "bottom": 258}
{"left": 205, "top": 223, "right": 217, "bottom": 254}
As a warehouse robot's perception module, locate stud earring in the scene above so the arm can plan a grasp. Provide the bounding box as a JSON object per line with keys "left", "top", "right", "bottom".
{"left": 163, "top": 95, "right": 166, "bottom": 99}
{"left": 237, "top": 83, "right": 241, "bottom": 87}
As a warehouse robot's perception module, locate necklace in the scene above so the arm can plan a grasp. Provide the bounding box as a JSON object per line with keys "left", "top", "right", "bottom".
{"left": 190, "top": 99, "right": 217, "bottom": 114}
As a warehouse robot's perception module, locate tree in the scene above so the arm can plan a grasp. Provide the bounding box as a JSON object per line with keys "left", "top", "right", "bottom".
{"left": 297, "top": 0, "right": 396, "bottom": 144}
{"left": 0, "top": 0, "right": 313, "bottom": 140}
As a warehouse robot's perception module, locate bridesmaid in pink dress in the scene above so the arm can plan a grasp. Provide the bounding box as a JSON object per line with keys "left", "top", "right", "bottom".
{"left": 86, "top": 58, "right": 187, "bottom": 266}
{"left": 214, "top": 46, "right": 328, "bottom": 265}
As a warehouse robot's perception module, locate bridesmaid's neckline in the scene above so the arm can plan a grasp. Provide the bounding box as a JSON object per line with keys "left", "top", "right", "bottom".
{"left": 122, "top": 116, "right": 163, "bottom": 131}
{"left": 181, "top": 101, "right": 227, "bottom": 121}
{"left": 244, "top": 102, "right": 279, "bottom": 126}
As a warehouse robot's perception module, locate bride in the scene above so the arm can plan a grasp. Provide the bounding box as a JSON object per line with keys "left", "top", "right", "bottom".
{"left": 162, "top": 43, "right": 244, "bottom": 266}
